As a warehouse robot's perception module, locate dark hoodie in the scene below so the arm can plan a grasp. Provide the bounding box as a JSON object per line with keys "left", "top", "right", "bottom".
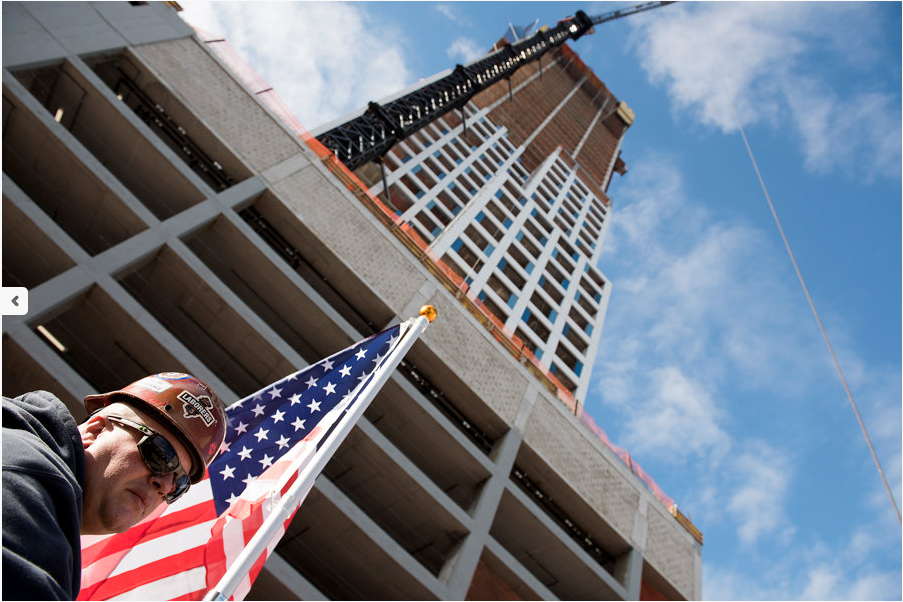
{"left": 2, "top": 391, "right": 86, "bottom": 600}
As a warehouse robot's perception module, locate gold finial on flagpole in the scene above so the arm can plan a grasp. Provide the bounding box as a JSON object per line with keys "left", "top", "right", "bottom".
{"left": 419, "top": 305, "right": 438, "bottom": 323}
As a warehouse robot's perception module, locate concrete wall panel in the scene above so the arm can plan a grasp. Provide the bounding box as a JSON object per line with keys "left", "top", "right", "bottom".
{"left": 272, "top": 164, "right": 429, "bottom": 314}
{"left": 132, "top": 37, "right": 300, "bottom": 174}
{"left": 645, "top": 504, "right": 699, "bottom": 599}
{"left": 524, "top": 398, "right": 640, "bottom": 540}
{"left": 421, "top": 290, "right": 531, "bottom": 426}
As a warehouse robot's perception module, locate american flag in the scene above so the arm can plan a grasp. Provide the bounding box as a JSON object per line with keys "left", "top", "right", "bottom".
{"left": 79, "top": 322, "right": 408, "bottom": 601}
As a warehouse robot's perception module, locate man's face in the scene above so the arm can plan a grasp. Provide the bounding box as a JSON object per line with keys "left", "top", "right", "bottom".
{"left": 79, "top": 403, "right": 194, "bottom": 535}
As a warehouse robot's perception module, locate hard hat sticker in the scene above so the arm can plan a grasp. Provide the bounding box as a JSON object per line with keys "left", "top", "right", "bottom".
{"left": 178, "top": 390, "right": 216, "bottom": 426}
{"left": 134, "top": 377, "right": 174, "bottom": 394}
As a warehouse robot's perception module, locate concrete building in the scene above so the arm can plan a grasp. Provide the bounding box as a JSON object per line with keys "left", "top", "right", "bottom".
{"left": 2, "top": 2, "right": 702, "bottom": 600}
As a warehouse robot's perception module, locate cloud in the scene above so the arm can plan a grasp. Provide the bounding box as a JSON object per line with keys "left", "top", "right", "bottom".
{"left": 630, "top": 2, "right": 901, "bottom": 179}
{"left": 447, "top": 37, "right": 486, "bottom": 64}
{"left": 726, "top": 441, "right": 792, "bottom": 545}
{"left": 595, "top": 150, "right": 901, "bottom": 598}
{"left": 435, "top": 3, "right": 462, "bottom": 24}
{"left": 618, "top": 366, "right": 731, "bottom": 463}
{"left": 178, "top": 2, "right": 411, "bottom": 128}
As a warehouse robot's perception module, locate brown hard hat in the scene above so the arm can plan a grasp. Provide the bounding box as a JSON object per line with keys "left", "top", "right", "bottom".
{"left": 85, "top": 372, "right": 227, "bottom": 483}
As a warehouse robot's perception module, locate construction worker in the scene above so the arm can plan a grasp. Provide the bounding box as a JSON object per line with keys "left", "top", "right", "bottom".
{"left": 2, "top": 373, "right": 227, "bottom": 600}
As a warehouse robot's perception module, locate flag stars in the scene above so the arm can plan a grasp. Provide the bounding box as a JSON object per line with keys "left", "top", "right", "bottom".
{"left": 259, "top": 454, "right": 274, "bottom": 469}
{"left": 220, "top": 465, "right": 235, "bottom": 480}
{"left": 268, "top": 386, "right": 282, "bottom": 399}
{"left": 323, "top": 382, "right": 337, "bottom": 396}
{"left": 252, "top": 403, "right": 266, "bottom": 417}
{"left": 272, "top": 409, "right": 286, "bottom": 423}
{"left": 339, "top": 364, "right": 352, "bottom": 378}
{"left": 305, "top": 376, "right": 318, "bottom": 389}
{"left": 292, "top": 417, "right": 306, "bottom": 431}
{"left": 242, "top": 473, "right": 255, "bottom": 487}
{"left": 321, "top": 358, "right": 334, "bottom": 371}
{"left": 254, "top": 426, "right": 269, "bottom": 442}
{"left": 290, "top": 394, "right": 302, "bottom": 406}
{"left": 234, "top": 421, "right": 248, "bottom": 435}
{"left": 276, "top": 435, "right": 291, "bottom": 450}
{"left": 307, "top": 400, "right": 321, "bottom": 413}
{"left": 237, "top": 446, "right": 253, "bottom": 461}
{"left": 355, "top": 348, "right": 367, "bottom": 360}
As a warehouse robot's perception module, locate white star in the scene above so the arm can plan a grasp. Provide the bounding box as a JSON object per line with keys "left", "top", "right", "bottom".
{"left": 276, "top": 435, "right": 291, "bottom": 450}
{"left": 386, "top": 334, "right": 398, "bottom": 347}
{"left": 259, "top": 454, "right": 274, "bottom": 469}
{"left": 290, "top": 394, "right": 303, "bottom": 405}
{"left": 323, "top": 382, "right": 336, "bottom": 395}
{"left": 228, "top": 493, "right": 238, "bottom": 504}
{"left": 339, "top": 364, "right": 352, "bottom": 378}
{"left": 305, "top": 376, "right": 318, "bottom": 389}
{"left": 321, "top": 358, "right": 334, "bottom": 371}
{"left": 234, "top": 421, "right": 248, "bottom": 435}
{"left": 292, "top": 417, "right": 306, "bottom": 431}
{"left": 371, "top": 352, "right": 386, "bottom": 366}
{"left": 237, "top": 446, "right": 253, "bottom": 461}
{"left": 308, "top": 399, "right": 321, "bottom": 413}
{"left": 219, "top": 440, "right": 231, "bottom": 453}
{"left": 357, "top": 372, "right": 370, "bottom": 383}
{"left": 243, "top": 473, "right": 255, "bottom": 486}
{"left": 268, "top": 386, "right": 282, "bottom": 399}
{"left": 252, "top": 403, "right": 266, "bottom": 417}
{"left": 220, "top": 465, "right": 235, "bottom": 480}
{"left": 355, "top": 348, "right": 367, "bottom": 360}
{"left": 272, "top": 409, "right": 286, "bottom": 423}
{"left": 285, "top": 372, "right": 297, "bottom": 380}
{"left": 254, "top": 427, "right": 269, "bottom": 442}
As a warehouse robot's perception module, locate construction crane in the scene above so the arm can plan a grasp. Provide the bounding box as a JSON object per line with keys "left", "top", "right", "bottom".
{"left": 315, "top": 2, "right": 675, "bottom": 171}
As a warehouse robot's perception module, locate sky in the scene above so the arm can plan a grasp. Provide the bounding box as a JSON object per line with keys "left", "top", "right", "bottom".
{"left": 177, "top": 2, "right": 901, "bottom": 599}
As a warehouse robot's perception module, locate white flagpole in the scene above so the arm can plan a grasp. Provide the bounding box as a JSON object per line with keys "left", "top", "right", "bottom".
{"left": 203, "top": 307, "right": 435, "bottom": 601}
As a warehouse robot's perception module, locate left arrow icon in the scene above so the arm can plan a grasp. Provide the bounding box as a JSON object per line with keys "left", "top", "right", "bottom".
{"left": 3, "top": 288, "right": 28, "bottom": 315}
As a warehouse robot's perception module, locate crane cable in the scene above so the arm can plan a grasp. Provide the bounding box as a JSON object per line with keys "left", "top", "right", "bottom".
{"left": 719, "top": 78, "right": 902, "bottom": 526}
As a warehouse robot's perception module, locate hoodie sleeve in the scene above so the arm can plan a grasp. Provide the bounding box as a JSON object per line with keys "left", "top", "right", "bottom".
{"left": 2, "top": 392, "right": 86, "bottom": 600}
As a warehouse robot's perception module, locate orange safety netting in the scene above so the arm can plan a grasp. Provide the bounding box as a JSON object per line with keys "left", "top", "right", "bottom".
{"left": 201, "top": 32, "right": 681, "bottom": 518}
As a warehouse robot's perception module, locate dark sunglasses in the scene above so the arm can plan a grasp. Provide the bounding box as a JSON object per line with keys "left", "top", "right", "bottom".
{"left": 106, "top": 414, "right": 191, "bottom": 504}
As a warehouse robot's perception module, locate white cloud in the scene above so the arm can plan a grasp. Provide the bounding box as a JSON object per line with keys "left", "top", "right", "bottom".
{"left": 447, "top": 37, "right": 485, "bottom": 64}
{"left": 726, "top": 441, "right": 791, "bottom": 545}
{"left": 619, "top": 366, "right": 731, "bottom": 463}
{"left": 435, "top": 3, "right": 460, "bottom": 24}
{"left": 178, "top": 2, "right": 411, "bottom": 128}
{"left": 630, "top": 2, "right": 901, "bottom": 179}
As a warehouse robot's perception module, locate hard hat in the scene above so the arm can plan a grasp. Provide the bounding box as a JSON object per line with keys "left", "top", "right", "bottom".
{"left": 85, "top": 372, "right": 227, "bottom": 483}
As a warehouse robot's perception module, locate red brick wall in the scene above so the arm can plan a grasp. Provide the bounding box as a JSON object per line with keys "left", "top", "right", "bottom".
{"left": 470, "top": 44, "right": 627, "bottom": 194}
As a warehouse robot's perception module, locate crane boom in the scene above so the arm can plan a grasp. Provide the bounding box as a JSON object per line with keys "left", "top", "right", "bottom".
{"left": 591, "top": 1, "right": 675, "bottom": 26}
{"left": 315, "top": 2, "right": 674, "bottom": 171}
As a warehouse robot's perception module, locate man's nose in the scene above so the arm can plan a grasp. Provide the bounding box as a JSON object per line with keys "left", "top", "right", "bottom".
{"left": 149, "top": 471, "right": 175, "bottom": 496}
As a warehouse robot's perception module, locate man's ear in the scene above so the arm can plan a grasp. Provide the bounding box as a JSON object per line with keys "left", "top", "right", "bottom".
{"left": 80, "top": 412, "right": 110, "bottom": 449}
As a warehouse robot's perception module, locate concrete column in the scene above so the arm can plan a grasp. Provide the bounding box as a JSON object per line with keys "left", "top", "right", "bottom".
{"left": 439, "top": 386, "right": 538, "bottom": 598}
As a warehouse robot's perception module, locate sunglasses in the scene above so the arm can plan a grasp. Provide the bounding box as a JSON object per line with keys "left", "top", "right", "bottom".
{"left": 106, "top": 415, "right": 191, "bottom": 504}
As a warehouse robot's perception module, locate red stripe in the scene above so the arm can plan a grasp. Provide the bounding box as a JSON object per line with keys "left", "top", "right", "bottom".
{"left": 81, "top": 499, "right": 217, "bottom": 565}
{"left": 80, "top": 544, "right": 206, "bottom": 600}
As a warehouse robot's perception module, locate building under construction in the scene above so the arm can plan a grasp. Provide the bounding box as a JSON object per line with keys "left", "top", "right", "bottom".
{"left": 2, "top": 1, "right": 702, "bottom": 599}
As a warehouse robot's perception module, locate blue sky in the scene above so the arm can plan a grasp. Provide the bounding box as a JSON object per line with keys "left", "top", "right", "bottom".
{"left": 178, "top": 2, "right": 901, "bottom": 599}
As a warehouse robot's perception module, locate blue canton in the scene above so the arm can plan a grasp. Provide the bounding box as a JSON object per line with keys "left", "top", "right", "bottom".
{"left": 208, "top": 325, "right": 402, "bottom": 515}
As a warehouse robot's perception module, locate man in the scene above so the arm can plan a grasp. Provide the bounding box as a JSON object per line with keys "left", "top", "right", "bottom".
{"left": 2, "top": 372, "right": 227, "bottom": 600}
